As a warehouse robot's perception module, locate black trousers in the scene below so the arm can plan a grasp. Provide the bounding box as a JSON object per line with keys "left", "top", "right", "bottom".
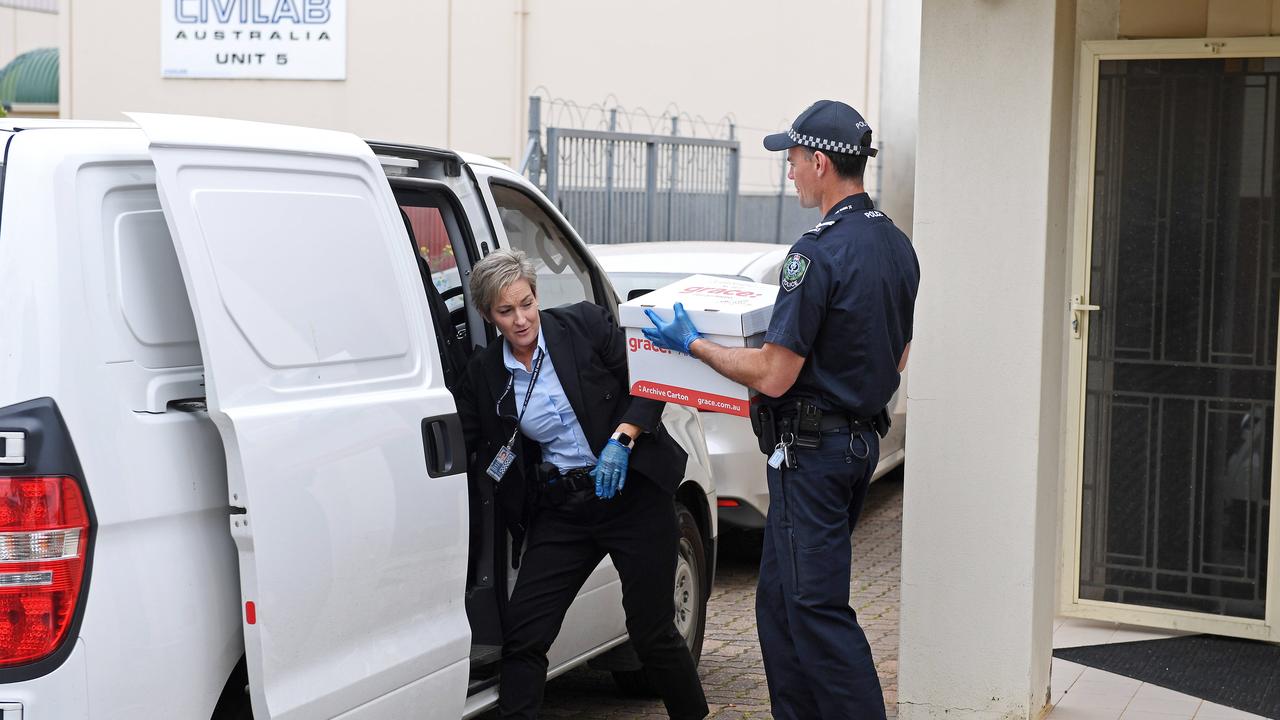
{"left": 498, "top": 478, "right": 709, "bottom": 719}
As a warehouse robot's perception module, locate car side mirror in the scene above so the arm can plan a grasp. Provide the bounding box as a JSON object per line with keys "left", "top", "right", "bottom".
{"left": 627, "top": 289, "right": 654, "bottom": 301}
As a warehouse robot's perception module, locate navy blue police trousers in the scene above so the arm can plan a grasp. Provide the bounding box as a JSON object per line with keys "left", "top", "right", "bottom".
{"left": 757, "top": 428, "right": 886, "bottom": 720}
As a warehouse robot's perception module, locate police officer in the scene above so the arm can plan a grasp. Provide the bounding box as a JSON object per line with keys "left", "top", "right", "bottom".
{"left": 645, "top": 99, "right": 919, "bottom": 720}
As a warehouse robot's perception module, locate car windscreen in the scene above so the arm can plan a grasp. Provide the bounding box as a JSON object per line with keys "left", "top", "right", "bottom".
{"left": 607, "top": 271, "right": 752, "bottom": 301}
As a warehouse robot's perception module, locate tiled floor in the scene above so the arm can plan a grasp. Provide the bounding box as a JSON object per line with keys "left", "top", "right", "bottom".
{"left": 1048, "top": 618, "right": 1269, "bottom": 720}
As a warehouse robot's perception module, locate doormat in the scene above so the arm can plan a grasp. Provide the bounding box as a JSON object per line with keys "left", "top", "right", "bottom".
{"left": 1054, "top": 635, "right": 1280, "bottom": 719}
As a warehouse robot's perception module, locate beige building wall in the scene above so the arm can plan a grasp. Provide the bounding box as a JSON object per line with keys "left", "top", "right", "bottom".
{"left": 60, "top": 0, "right": 450, "bottom": 154}
{"left": 58, "top": 1, "right": 880, "bottom": 195}
{"left": 1118, "top": 0, "right": 1279, "bottom": 37}
{"left": 0, "top": 5, "right": 57, "bottom": 68}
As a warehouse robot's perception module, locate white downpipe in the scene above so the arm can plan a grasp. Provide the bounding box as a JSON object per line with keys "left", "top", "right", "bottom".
{"left": 514, "top": 0, "right": 528, "bottom": 165}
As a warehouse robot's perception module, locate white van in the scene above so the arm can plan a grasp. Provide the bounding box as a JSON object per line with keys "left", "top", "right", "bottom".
{"left": 0, "top": 114, "right": 717, "bottom": 719}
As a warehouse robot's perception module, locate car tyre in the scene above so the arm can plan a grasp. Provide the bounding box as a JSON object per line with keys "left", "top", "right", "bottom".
{"left": 611, "top": 500, "right": 708, "bottom": 696}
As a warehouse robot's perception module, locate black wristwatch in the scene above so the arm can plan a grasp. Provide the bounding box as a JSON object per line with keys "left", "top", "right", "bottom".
{"left": 611, "top": 431, "right": 635, "bottom": 450}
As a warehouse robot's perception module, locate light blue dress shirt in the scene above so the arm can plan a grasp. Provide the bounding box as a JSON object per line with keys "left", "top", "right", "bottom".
{"left": 503, "top": 329, "right": 598, "bottom": 473}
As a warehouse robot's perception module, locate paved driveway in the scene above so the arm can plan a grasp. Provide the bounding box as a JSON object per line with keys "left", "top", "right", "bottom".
{"left": 479, "top": 476, "right": 904, "bottom": 719}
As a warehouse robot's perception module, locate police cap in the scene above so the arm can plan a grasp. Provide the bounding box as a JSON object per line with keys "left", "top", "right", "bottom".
{"left": 763, "top": 100, "right": 877, "bottom": 157}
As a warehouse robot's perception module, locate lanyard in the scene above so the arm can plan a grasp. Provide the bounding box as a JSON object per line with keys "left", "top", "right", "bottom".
{"left": 497, "top": 347, "right": 546, "bottom": 447}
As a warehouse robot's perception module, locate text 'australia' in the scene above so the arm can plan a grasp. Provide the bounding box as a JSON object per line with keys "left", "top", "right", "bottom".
{"left": 173, "top": 30, "right": 331, "bottom": 41}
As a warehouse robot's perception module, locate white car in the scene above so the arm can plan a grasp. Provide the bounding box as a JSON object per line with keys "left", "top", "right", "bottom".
{"left": 590, "top": 241, "right": 907, "bottom": 530}
{"left": 0, "top": 116, "right": 716, "bottom": 719}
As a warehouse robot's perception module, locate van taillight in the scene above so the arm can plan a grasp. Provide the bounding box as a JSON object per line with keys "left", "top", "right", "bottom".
{"left": 0, "top": 476, "right": 89, "bottom": 667}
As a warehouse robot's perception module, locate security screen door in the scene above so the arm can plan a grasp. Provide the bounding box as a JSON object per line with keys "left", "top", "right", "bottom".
{"left": 1072, "top": 51, "right": 1280, "bottom": 638}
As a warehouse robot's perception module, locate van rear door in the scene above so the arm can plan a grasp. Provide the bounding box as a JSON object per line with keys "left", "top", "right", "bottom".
{"left": 129, "top": 113, "right": 470, "bottom": 720}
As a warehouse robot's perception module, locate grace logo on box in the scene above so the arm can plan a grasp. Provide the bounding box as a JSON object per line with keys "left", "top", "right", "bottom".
{"left": 627, "top": 336, "right": 672, "bottom": 355}
{"left": 680, "top": 286, "right": 764, "bottom": 299}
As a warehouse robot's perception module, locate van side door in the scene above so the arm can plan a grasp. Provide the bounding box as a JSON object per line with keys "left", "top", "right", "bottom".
{"left": 130, "top": 113, "right": 470, "bottom": 720}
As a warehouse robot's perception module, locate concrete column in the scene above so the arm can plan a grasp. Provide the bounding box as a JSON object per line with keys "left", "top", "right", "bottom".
{"left": 898, "top": 1, "right": 1077, "bottom": 718}
{"left": 877, "top": 0, "right": 920, "bottom": 235}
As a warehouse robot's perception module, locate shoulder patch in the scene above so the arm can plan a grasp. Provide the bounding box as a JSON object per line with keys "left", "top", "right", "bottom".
{"left": 780, "top": 253, "right": 811, "bottom": 292}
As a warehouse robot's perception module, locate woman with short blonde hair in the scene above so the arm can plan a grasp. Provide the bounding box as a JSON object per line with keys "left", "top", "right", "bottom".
{"left": 454, "top": 248, "right": 708, "bottom": 720}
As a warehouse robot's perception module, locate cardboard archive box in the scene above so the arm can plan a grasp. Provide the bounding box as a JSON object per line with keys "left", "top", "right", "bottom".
{"left": 617, "top": 274, "right": 777, "bottom": 417}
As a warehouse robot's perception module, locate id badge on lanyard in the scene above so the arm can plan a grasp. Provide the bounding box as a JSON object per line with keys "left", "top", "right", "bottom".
{"left": 487, "top": 349, "right": 545, "bottom": 482}
{"left": 487, "top": 444, "right": 517, "bottom": 482}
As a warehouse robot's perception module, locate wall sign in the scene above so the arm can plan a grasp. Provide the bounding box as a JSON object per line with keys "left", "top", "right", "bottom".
{"left": 161, "top": 0, "right": 346, "bottom": 80}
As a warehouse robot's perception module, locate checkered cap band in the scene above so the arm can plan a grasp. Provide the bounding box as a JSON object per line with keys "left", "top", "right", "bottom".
{"left": 787, "top": 128, "right": 871, "bottom": 156}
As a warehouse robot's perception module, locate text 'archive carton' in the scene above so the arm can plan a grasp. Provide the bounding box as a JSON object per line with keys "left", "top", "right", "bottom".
{"left": 617, "top": 274, "right": 776, "bottom": 417}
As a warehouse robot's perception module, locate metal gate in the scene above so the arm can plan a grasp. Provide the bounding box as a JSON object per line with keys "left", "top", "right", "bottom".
{"left": 524, "top": 99, "right": 740, "bottom": 245}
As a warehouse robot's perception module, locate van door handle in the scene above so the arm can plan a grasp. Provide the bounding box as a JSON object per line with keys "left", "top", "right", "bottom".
{"left": 422, "top": 413, "right": 465, "bottom": 478}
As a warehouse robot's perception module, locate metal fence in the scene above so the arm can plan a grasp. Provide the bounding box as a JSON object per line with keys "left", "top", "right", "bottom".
{"left": 525, "top": 98, "right": 740, "bottom": 245}
{"left": 736, "top": 194, "right": 820, "bottom": 245}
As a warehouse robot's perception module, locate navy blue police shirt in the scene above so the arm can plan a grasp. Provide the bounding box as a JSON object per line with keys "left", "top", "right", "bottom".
{"left": 761, "top": 193, "right": 920, "bottom": 419}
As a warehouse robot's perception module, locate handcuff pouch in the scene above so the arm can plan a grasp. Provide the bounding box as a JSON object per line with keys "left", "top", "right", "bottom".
{"left": 749, "top": 404, "right": 777, "bottom": 455}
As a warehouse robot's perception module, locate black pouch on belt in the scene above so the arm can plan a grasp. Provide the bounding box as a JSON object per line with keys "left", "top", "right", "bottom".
{"left": 793, "top": 400, "right": 823, "bottom": 449}
{"left": 872, "top": 408, "right": 892, "bottom": 439}
{"left": 749, "top": 404, "right": 777, "bottom": 455}
{"left": 535, "top": 462, "right": 566, "bottom": 506}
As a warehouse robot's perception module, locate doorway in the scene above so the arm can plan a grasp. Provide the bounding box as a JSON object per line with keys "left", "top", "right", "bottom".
{"left": 1064, "top": 39, "right": 1280, "bottom": 640}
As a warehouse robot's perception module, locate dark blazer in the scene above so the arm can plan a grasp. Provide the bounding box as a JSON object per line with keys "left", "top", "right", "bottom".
{"left": 454, "top": 301, "right": 689, "bottom": 543}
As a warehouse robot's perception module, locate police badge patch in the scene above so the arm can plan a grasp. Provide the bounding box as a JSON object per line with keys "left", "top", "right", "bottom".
{"left": 780, "top": 253, "right": 811, "bottom": 292}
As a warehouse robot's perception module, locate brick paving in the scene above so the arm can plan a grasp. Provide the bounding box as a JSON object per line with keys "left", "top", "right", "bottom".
{"left": 479, "top": 475, "right": 904, "bottom": 719}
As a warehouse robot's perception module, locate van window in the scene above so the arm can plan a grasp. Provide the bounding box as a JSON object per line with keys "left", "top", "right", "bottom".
{"left": 489, "top": 183, "right": 593, "bottom": 309}
{"left": 402, "top": 204, "right": 463, "bottom": 313}
{"left": 394, "top": 186, "right": 475, "bottom": 387}
{"left": 99, "top": 178, "right": 202, "bottom": 370}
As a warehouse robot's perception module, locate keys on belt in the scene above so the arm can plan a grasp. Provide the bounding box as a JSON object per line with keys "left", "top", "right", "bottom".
{"left": 767, "top": 436, "right": 793, "bottom": 470}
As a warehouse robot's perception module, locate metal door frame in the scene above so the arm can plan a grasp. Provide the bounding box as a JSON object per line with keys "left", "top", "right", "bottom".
{"left": 1061, "top": 36, "right": 1280, "bottom": 641}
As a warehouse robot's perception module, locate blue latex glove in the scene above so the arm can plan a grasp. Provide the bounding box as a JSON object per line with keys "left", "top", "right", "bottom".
{"left": 592, "top": 438, "right": 631, "bottom": 499}
{"left": 643, "top": 302, "right": 703, "bottom": 355}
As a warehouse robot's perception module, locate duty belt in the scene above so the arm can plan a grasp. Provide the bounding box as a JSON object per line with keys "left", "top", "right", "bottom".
{"left": 537, "top": 464, "right": 595, "bottom": 492}
{"left": 777, "top": 413, "right": 872, "bottom": 433}
{"left": 750, "top": 401, "right": 888, "bottom": 455}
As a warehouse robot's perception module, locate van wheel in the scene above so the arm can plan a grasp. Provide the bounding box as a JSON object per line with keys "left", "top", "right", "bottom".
{"left": 611, "top": 501, "right": 707, "bottom": 696}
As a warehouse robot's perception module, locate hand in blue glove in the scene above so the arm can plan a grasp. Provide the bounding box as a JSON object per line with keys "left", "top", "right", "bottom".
{"left": 592, "top": 438, "right": 631, "bottom": 499}
{"left": 643, "top": 302, "right": 703, "bottom": 355}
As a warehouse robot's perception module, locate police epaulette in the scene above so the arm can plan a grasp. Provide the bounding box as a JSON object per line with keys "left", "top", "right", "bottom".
{"left": 804, "top": 220, "right": 836, "bottom": 237}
